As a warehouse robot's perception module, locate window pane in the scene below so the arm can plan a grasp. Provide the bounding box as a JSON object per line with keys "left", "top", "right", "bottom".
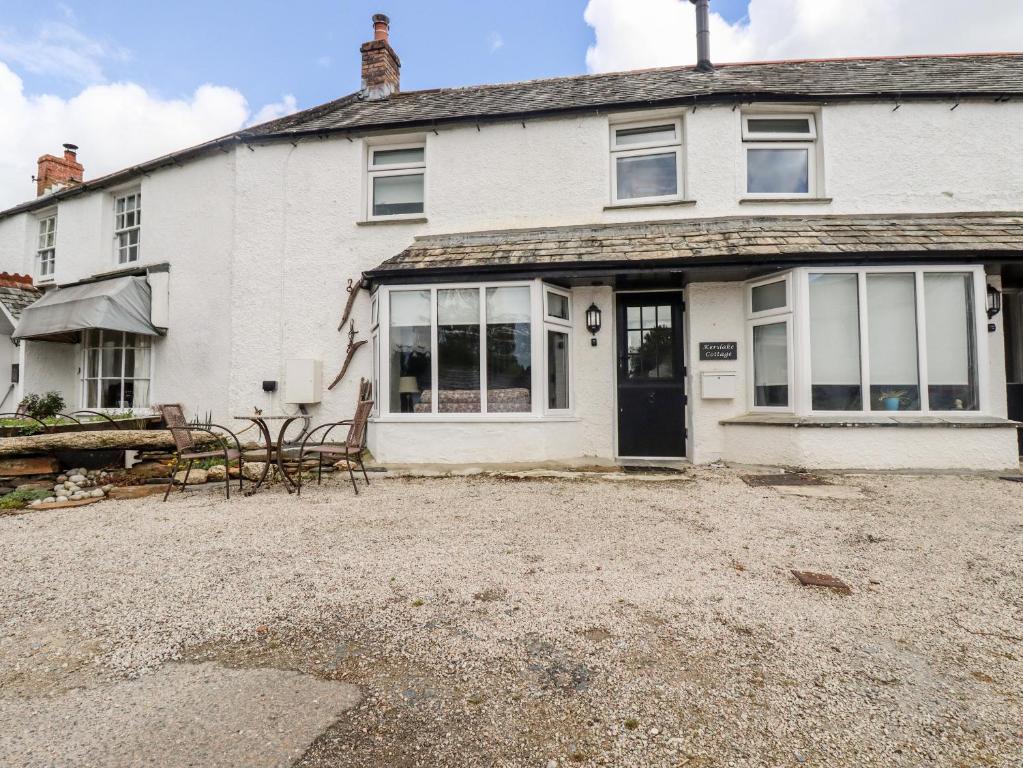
{"left": 100, "top": 380, "right": 123, "bottom": 408}
{"left": 486, "top": 287, "right": 531, "bottom": 412}
{"left": 85, "top": 380, "right": 98, "bottom": 409}
{"left": 810, "top": 274, "right": 862, "bottom": 410}
{"left": 547, "top": 330, "right": 569, "bottom": 410}
{"left": 616, "top": 152, "right": 678, "bottom": 200}
{"left": 925, "top": 273, "right": 978, "bottom": 410}
{"left": 753, "top": 322, "right": 788, "bottom": 407}
{"left": 615, "top": 124, "right": 676, "bottom": 146}
{"left": 437, "top": 289, "right": 481, "bottom": 413}
{"left": 626, "top": 306, "right": 641, "bottom": 330}
{"left": 86, "top": 348, "right": 99, "bottom": 378}
{"left": 867, "top": 274, "right": 920, "bottom": 411}
{"left": 747, "top": 118, "right": 811, "bottom": 135}
{"left": 372, "top": 147, "right": 425, "bottom": 166}
{"left": 751, "top": 280, "right": 786, "bottom": 313}
{"left": 389, "top": 290, "right": 432, "bottom": 413}
{"left": 746, "top": 148, "right": 809, "bottom": 194}
{"left": 373, "top": 174, "right": 424, "bottom": 216}
{"left": 130, "top": 379, "right": 150, "bottom": 408}
{"left": 546, "top": 291, "right": 569, "bottom": 321}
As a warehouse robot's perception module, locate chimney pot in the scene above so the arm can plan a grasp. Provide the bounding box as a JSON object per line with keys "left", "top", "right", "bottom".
{"left": 36, "top": 143, "right": 84, "bottom": 197}
{"left": 361, "top": 13, "right": 400, "bottom": 100}
{"left": 689, "top": 0, "right": 713, "bottom": 72}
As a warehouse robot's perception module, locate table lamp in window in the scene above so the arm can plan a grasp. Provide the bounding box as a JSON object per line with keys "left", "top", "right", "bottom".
{"left": 398, "top": 376, "right": 419, "bottom": 412}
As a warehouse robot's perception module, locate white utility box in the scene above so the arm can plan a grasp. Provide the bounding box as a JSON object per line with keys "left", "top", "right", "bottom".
{"left": 701, "top": 371, "right": 737, "bottom": 399}
{"left": 284, "top": 359, "right": 323, "bottom": 403}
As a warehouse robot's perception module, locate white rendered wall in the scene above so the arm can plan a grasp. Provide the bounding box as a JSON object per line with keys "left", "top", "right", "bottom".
{"left": 0, "top": 97, "right": 1019, "bottom": 460}
{"left": 721, "top": 423, "right": 1019, "bottom": 471}
{"left": 21, "top": 341, "right": 78, "bottom": 406}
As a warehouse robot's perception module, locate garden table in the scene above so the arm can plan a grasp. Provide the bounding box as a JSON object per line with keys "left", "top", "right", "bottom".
{"left": 232, "top": 414, "right": 306, "bottom": 495}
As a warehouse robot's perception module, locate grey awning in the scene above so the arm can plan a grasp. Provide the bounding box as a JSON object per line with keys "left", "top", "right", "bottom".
{"left": 13, "top": 276, "right": 159, "bottom": 343}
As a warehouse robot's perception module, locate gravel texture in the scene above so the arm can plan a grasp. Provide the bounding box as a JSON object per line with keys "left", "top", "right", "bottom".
{"left": 1, "top": 469, "right": 1021, "bottom": 767}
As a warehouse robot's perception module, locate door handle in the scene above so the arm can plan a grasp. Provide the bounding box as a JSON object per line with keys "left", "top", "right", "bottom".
{"left": 647, "top": 392, "right": 656, "bottom": 404}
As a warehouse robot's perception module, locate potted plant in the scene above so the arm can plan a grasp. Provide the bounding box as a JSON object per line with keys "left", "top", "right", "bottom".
{"left": 877, "top": 390, "right": 907, "bottom": 411}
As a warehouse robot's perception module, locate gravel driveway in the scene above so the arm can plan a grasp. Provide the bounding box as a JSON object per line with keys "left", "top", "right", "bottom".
{"left": 1, "top": 469, "right": 1021, "bottom": 767}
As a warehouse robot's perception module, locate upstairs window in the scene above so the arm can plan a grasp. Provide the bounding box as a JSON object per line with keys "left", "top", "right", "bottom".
{"left": 36, "top": 214, "right": 56, "bottom": 280}
{"left": 742, "top": 113, "right": 818, "bottom": 197}
{"left": 610, "top": 118, "right": 684, "bottom": 205}
{"left": 368, "top": 144, "right": 425, "bottom": 219}
{"left": 114, "top": 191, "right": 141, "bottom": 264}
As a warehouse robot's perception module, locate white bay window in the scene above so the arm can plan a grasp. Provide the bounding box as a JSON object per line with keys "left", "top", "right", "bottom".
{"left": 380, "top": 281, "right": 572, "bottom": 418}
{"left": 81, "top": 330, "right": 152, "bottom": 410}
{"left": 747, "top": 267, "right": 986, "bottom": 415}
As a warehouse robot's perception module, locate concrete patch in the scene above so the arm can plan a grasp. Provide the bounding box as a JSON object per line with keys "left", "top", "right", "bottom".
{"left": 773, "top": 484, "right": 865, "bottom": 499}
{"left": 0, "top": 662, "right": 361, "bottom": 768}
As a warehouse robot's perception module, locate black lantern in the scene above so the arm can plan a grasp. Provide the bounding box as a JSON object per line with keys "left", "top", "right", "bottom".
{"left": 585, "top": 303, "right": 602, "bottom": 346}
{"left": 987, "top": 284, "right": 1002, "bottom": 319}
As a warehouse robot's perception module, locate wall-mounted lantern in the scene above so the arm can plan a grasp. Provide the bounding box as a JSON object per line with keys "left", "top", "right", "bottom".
{"left": 586, "top": 303, "right": 602, "bottom": 346}
{"left": 987, "top": 284, "right": 1002, "bottom": 332}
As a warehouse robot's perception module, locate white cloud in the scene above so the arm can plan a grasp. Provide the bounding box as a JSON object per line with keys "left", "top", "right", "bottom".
{"left": 0, "top": 19, "right": 129, "bottom": 85}
{"left": 488, "top": 32, "right": 505, "bottom": 53}
{"left": 584, "top": 0, "right": 1023, "bottom": 73}
{"left": 0, "top": 63, "right": 299, "bottom": 209}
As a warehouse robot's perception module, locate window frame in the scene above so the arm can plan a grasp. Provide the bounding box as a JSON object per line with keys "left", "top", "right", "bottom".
{"left": 80, "top": 329, "right": 153, "bottom": 412}
{"left": 747, "top": 265, "right": 989, "bottom": 416}
{"left": 741, "top": 111, "right": 819, "bottom": 199}
{"left": 747, "top": 315, "right": 795, "bottom": 413}
{"left": 35, "top": 211, "right": 57, "bottom": 282}
{"left": 377, "top": 279, "right": 575, "bottom": 421}
{"left": 543, "top": 286, "right": 573, "bottom": 414}
{"left": 608, "top": 117, "right": 685, "bottom": 206}
{"left": 747, "top": 273, "right": 792, "bottom": 319}
{"left": 366, "top": 140, "right": 427, "bottom": 221}
{"left": 113, "top": 189, "right": 142, "bottom": 264}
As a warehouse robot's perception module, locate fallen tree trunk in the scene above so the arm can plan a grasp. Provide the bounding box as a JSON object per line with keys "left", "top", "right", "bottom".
{"left": 0, "top": 430, "right": 216, "bottom": 457}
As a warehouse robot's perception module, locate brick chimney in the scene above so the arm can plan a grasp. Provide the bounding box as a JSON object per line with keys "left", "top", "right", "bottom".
{"left": 36, "top": 143, "right": 84, "bottom": 197}
{"left": 360, "top": 14, "right": 400, "bottom": 100}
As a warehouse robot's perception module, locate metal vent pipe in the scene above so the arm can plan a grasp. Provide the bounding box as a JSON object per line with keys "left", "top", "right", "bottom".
{"left": 690, "top": 0, "right": 713, "bottom": 72}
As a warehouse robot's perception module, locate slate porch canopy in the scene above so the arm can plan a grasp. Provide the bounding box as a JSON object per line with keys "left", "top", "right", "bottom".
{"left": 13, "top": 276, "right": 160, "bottom": 343}
{"left": 365, "top": 212, "right": 1023, "bottom": 282}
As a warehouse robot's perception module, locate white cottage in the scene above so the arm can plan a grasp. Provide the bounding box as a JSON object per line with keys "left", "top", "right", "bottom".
{"left": 0, "top": 11, "right": 1021, "bottom": 471}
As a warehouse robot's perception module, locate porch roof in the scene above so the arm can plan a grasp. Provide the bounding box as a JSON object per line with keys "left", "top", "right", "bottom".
{"left": 365, "top": 212, "right": 1023, "bottom": 280}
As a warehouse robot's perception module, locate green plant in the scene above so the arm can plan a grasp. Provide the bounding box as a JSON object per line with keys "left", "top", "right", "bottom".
{"left": 0, "top": 488, "right": 51, "bottom": 510}
{"left": 877, "top": 389, "right": 907, "bottom": 403}
{"left": 19, "top": 391, "right": 67, "bottom": 420}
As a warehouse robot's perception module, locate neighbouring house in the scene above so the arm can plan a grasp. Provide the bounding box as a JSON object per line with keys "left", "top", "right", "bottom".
{"left": 0, "top": 9, "right": 1022, "bottom": 470}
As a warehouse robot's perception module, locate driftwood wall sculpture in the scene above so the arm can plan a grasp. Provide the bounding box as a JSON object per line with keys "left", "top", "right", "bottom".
{"left": 328, "top": 279, "right": 368, "bottom": 391}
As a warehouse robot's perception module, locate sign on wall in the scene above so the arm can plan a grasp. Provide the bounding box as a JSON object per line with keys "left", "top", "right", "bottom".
{"left": 699, "top": 341, "right": 738, "bottom": 361}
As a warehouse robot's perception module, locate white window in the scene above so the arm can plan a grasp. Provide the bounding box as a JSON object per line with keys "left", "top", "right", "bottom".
{"left": 367, "top": 143, "right": 425, "bottom": 219}
{"left": 742, "top": 113, "right": 818, "bottom": 197}
{"left": 81, "top": 330, "right": 152, "bottom": 410}
{"left": 114, "top": 191, "right": 141, "bottom": 264}
{"left": 379, "top": 281, "right": 572, "bottom": 418}
{"left": 746, "top": 275, "right": 793, "bottom": 410}
{"left": 747, "top": 267, "right": 986, "bottom": 415}
{"left": 544, "top": 288, "right": 572, "bottom": 412}
{"left": 609, "top": 118, "right": 684, "bottom": 205}
{"left": 36, "top": 214, "right": 56, "bottom": 280}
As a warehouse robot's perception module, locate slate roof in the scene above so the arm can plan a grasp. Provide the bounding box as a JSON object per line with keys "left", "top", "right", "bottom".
{"left": 252, "top": 54, "right": 1023, "bottom": 137}
{"left": 0, "top": 283, "right": 41, "bottom": 320}
{"left": 366, "top": 212, "right": 1023, "bottom": 277}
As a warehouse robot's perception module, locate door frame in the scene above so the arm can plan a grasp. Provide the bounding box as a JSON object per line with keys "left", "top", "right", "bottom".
{"left": 613, "top": 288, "right": 688, "bottom": 460}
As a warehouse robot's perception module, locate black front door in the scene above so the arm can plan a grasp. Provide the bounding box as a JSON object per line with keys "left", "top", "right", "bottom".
{"left": 616, "top": 293, "right": 686, "bottom": 458}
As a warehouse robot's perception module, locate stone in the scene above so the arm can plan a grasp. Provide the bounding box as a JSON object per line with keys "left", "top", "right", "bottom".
{"left": 206, "top": 465, "right": 227, "bottom": 482}
{"left": 173, "top": 468, "right": 208, "bottom": 485}
{"left": 0, "top": 456, "right": 60, "bottom": 476}
{"left": 14, "top": 480, "right": 56, "bottom": 491}
{"left": 108, "top": 485, "right": 168, "bottom": 500}
{"left": 90, "top": 489, "right": 105, "bottom": 498}
{"left": 56, "top": 475, "right": 67, "bottom": 483}
{"left": 69, "top": 474, "right": 86, "bottom": 484}
{"left": 127, "top": 461, "right": 172, "bottom": 479}
{"left": 242, "top": 462, "right": 275, "bottom": 482}
{"left": 56, "top": 495, "right": 68, "bottom": 502}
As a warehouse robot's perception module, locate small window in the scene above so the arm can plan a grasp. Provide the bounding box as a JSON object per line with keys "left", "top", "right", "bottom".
{"left": 36, "top": 214, "right": 56, "bottom": 279}
{"left": 742, "top": 112, "right": 818, "bottom": 197}
{"left": 114, "top": 191, "right": 141, "bottom": 264}
{"left": 368, "top": 143, "right": 425, "bottom": 219}
{"left": 752, "top": 320, "right": 789, "bottom": 408}
{"left": 610, "top": 118, "right": 683, "bottom": 205}
{"left": 750, "top": 278, "right": 788, "bottom": 315}
{"left": 545, "top": 290, "right": 570, "bottom": 322}
{"left": 81, "top": 330, "right": 151, "bottom": 409}
{"left": 547, "top": 329, "right": 570, "bottom": 410}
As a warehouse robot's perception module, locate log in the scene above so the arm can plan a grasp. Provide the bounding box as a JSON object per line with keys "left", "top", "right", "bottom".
{"left": 0, "top": 456, "right": 60, "bottom": 475}
{"left": 0, "top": 430, "right": 217, "bottom": 458}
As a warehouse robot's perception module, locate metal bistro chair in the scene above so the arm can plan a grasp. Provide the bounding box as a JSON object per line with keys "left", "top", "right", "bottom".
{"left": 297, "top": 399, "right": 374, "bottom": 495}
{"left": 160, "top": 404, "right": 245, "bottom": 501}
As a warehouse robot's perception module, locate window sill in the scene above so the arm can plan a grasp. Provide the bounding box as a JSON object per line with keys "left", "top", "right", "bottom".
{"left": 720, "top": 413, "right": 1019, "bottom": 429}
{"left": 738, "top": 197, "right": 832, "bottom": 204}
{"left": 372, "top": 414, "right": 580, "bottom": 424}
{"left": 604, "top": 199, "right": 696, "bottom": 211}
{"left": 357, "top": 217, "right": 428, "bottom": 226}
